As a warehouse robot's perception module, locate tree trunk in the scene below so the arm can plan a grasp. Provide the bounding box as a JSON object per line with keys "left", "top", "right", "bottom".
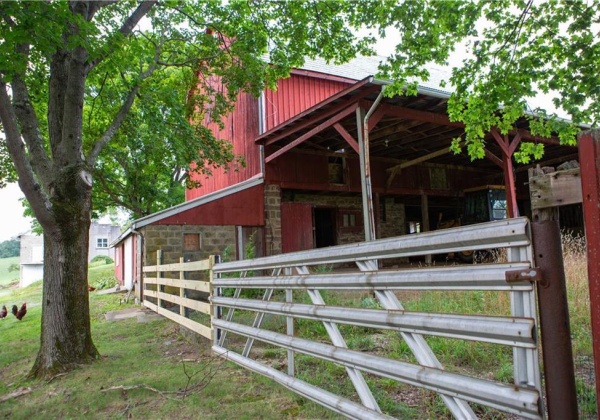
{"left": 29, "top": 180, "right": 99, "bottom": 378}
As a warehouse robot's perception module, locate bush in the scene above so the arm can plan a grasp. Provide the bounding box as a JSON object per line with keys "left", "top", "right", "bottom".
{"left": 90, "top": 255, "right": 114, "bottom": 265}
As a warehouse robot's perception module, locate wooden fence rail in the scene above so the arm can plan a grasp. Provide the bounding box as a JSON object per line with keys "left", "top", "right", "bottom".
{"left": 142, "top": 253, "right": 216, "bottom": 340}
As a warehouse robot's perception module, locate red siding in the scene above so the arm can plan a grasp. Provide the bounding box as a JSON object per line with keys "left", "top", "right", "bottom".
{"left": 281, "top": 202, "right": 314, "bottom": 252}
{"left": 159, "top": 185, "right": 264, "bottom": 226}
{"left": 187, "top": 92, "right": 261, "bottom": 200}
{"left": 114, "top": 244, "right": 124, "bottom": 285}
{"left": 264, "top": 75, "right": 351, "bottom": 131}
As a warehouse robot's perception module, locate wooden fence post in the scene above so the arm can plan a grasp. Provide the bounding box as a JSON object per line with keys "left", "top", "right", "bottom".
{"left": 157, "top": 250, "right": 163, "bottom": 309}
{"left": 528, "top": 167, "right": 578, "bottom": 418}
{"left": 179, "top": 256, "right": 185, "bottom": 317}
{"left": 578, "top": 129, "right": 600, "bottom": 409}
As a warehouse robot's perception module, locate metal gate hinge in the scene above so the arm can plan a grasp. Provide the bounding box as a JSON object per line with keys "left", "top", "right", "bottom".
{"left": 505, "top": 268, "right": 543, "bottom": 283}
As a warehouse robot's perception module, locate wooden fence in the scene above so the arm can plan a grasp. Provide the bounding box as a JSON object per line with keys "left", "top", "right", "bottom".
{"left": 142, "top": 251, "right": 216, "bottom": 340}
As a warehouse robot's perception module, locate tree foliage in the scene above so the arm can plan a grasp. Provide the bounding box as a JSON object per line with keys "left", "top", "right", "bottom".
{"left": 352, "top": 0, "right": 592, "bottom": 162}
{"left": 0, "top": 239, "right": 19, "bottom": 259}
{"left": 0, "top": 0, "right": 372, "bottom": 378}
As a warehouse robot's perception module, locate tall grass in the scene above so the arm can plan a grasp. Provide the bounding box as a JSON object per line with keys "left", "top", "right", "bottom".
{"left": 561, "top": 231, "right": 596, "bottom": 417}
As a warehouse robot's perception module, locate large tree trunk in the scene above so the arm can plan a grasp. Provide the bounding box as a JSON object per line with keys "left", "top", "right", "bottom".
{"left": 29, "top": 173, "right": 99, "bottom": 378}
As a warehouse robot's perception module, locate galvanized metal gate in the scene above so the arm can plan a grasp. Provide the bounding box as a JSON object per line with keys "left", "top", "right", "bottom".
{"left": 211, "top": 217, "right": 543, "bottom": 419}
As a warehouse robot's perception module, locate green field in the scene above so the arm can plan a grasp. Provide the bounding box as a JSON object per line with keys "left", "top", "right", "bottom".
{"left": 0, "top": 265, "right": 333, "bottom": 419}
{"left": 0, "top": 256, "right": 20, "bottom": 287}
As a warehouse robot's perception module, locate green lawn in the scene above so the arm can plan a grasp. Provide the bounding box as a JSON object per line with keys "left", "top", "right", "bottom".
{"left": 0, "top": 265, "right": 334, "bottom": 419}
{"left": 0, "top": 256, "right": 20, "bottom": 287}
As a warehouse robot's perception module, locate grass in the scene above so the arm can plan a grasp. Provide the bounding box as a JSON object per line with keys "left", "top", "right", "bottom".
{"left": 0, "top": 266, "right": 335, "bottom": 419}
{"left": 0, "top": 232, "right": 596, "bottom": 419}
{"left": 0, "top": 256, "right": 20, "bottom": 287}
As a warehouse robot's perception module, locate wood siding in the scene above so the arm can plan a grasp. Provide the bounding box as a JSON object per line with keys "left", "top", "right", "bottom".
{"left": 186, "top": 92, "right": 261, "bottom": 200}
{"left": 264, "top": 75, "right": 351, "bottom": 131}
{"left": 159, "top": 185, "right": 264, "bottom": 226}
{"left": 266, "top": 151, "right": 501, "bottom": 195}
{"left": 281, "top": 202, "right": 314, "bottom": 253}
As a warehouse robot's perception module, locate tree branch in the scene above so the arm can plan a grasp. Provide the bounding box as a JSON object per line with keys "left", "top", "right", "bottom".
{"left": 86, "top": 1, "right": 157, "bottom": 74}
{"left": 11, "top": 73, "right": 53, "bottom": 189}
{"left": 87, "top": 49, "right": 160, "bottom": 166}
{"left": 0, "top": 80, "right": 54, "bottom": 228}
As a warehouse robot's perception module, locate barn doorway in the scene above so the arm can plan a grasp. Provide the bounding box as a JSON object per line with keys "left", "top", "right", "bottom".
{"left": 314, "top": 208, "right": 337, "bottom": 248}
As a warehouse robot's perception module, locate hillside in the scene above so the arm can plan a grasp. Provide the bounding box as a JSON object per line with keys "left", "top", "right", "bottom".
{"left": 0, "top": 257, "right": 19, "bottom": 287}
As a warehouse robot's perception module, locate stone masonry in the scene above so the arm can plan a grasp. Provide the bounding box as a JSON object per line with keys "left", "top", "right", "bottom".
{"left": 264, "top": 184, "right": 282, "bottom": 256}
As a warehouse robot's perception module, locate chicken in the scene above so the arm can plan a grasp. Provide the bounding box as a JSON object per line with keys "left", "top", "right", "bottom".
{"left": 11, "top": 304, "right": 17, "bottom": 317}
{"left": 15, "top": 302, "right": 26, "bottom": 321}
{"left": 0, "top": 305, "right": 7, "bottom": 319}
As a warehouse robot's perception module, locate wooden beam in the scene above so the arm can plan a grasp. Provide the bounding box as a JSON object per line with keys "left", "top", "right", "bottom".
{"left": 490, "top": 128, "right": 510, "bottom": 156}
{"left": 265, "top": 104, "right": 358, "bottom": 163}
{"left": 502, "top": 152, "right": 519, "bottom": 217}
{"left": 375, "top": 103, "right": 464, "bottom": 128}
{"left": 333, "top": 123, "right": 360, "bottom": 154}
{"left": 484, "top": 149, "right": 504, "bottom": 168}
{"left": 259, "top": 82, "right": 380, "bottom": 146}
{"left": 368, "top": 107, "right": 386, "bottom": 132}
{"left": 528, "top": 167, "right": 582, "bottom": 210}
{"left": 508, "top": 131, "right": 523, "bottom": 156}
{"left": 386, "top": 143, "right": 462, "bottom": 187}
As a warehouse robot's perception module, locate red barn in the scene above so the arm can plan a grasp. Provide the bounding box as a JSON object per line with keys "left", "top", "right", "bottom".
{"left": 113, "top": 55, "right": 578, "bottom": 296}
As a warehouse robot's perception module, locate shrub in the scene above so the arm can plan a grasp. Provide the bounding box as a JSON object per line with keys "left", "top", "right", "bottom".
{"left": 90, "top": 255, "right": 114, "bottom": 265}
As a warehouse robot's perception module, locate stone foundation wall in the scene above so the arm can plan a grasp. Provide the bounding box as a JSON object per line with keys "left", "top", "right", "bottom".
{"left": 264, "top": 184, "right": 282, "bottom": 256}
{"left": 143, "top": 225, "right": 236, "bottom": 266}
{"left": 281, "top": 192, "right": 406, "bottom": 244}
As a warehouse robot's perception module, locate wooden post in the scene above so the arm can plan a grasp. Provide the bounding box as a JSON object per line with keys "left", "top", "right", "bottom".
{"left": 209, "top": 255, "right": 221, "bottom": 344}
{"left": 421, "top": 193, "right": 432, "bottom": 264}
{"left": 179, "top": 257, "right": 185, "bottom": 317}
{"left": 528, "top": 167, "right": 578, "bottom": 418}
{"left": 157, "top": 250, "right": 163, "bottom": 309}
{"left": 578, "top": 129, "right": 600, "bottom": 408}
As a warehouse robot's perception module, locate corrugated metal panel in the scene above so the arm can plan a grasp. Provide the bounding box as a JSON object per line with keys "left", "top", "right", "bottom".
{"left": 281, "top": 202, "right": 314, "bottom": 253}
{"left": 264, "top": 74, "right": 351, "bottom": 132}
{"left": 159, "top": 185, "right": 264, "bottom": 226}
{"left": 187, "top": 92, "right": 261, "bottom": 200}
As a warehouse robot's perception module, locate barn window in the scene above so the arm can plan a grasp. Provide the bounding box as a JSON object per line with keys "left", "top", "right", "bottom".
{"left": 338, "top": 209, "right": 362, "bottom": 233}
{"left": 183, "top": 233, "right": 201, "bottom": 251}
{"left": 328, "top": 156, "right": 346, "bottom": 184}
{"left": 429, "top": 167, "right": 447, "bottom": 189}
{"left": 96, "top": 237, "right": 108, "bottom": 248}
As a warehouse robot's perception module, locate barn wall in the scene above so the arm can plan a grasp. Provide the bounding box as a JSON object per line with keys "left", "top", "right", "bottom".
{"left": 266, "top": 151, "right": 501, "bottom": 196}
{"left": 162, "top": 185, "right": 264, "bottom": 226}
{"left": 280, "top": 191, "right": 406, "bottom": 245}
{"left": 143, "top": 225, "right": 236, "bottom": 281}
{"left": 263, "top": 74, "right": 351, "bottom": 131}
{"left": 186, "top": 74, "right": 351, "bottom": 201}
{"left": 187, "top": 92, "right": 261, "bottom": 200}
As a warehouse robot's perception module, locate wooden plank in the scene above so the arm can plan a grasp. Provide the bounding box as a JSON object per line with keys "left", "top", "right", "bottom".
{"left": 144, "top": 300, "right": 212, "bottom": 340}
{"left": 144, "top": 289, "right": 158, "bottom": 298}
{"left": 529, "top": 168, "right": 582, "bottom": 210}
{"left": 143, "top": 259, "right": 211, "bottom": 273}
{"left": 155, "top": 290, "right": 211, "bottom": 315}
{"left": 265, "top": 104, "right": 359, "bottom": 163}
{"left": 143, "top": 277, "right": 211, "bottom": 293}
{"left": 333, "top": 123, "right": 360, "bottom": 154}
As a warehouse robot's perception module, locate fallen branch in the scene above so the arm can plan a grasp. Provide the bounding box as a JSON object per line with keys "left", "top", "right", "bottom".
{"left": 0, "top": 387, "right": 32, "bottom": 403}
{"left": 100, "top": 384, "right": 179, "bottom": 401}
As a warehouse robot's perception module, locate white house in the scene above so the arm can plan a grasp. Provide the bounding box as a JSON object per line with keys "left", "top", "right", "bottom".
{"left": 18, "top": 221, "right": 121, "bottom": 287}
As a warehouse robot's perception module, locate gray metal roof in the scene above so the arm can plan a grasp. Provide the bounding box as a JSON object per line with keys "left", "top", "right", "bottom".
{"left": 297, "top": 55, "right": 453, "bottom": 97}
{"left": 111, "top": 174, "right": 264, "bottom": 247}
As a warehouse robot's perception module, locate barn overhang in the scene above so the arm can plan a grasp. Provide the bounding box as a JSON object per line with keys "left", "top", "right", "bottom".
{"left": 255, "top": 77, "right": 579, "bottom": 221}
{"left": 111, "top": 175, "right": 264, "bottom": 247}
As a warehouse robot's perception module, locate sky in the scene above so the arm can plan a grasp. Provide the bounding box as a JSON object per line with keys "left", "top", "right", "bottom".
{"left": 0, "top": 183, "right": 32, "bottom": 242}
